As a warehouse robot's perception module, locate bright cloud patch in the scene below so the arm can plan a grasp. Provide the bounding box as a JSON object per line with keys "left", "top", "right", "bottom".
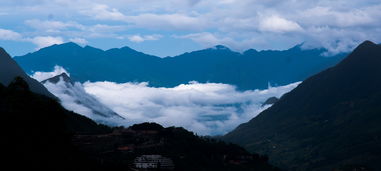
{"left": 128, "top": 34, "right": 162, "bottom": 43}
{"left": 29, "top": 36, "right": 64, "bottom": 49}
{"left": 259, "top": 16, "right": 303, "bottom": 33}
{"left": 83, "top": 81, "right": 300, "bottom": 135}
{"left": 0, "top": 28, "right": 22, "bottom": 40}
{"left": 31, "top": 65, "right": 69, "bottom": 81}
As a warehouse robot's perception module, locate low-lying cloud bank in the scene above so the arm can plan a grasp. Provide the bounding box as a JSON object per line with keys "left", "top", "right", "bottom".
{"left": 84, "top": 81, "right": 299, "bottom": 135}
{"left": 33, "top": 67, "right": 300, "bottom": 135}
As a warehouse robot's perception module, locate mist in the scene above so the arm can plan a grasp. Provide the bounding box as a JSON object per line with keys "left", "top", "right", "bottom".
{"left": 34, "top": 67, "right": 300, "bottom": 135}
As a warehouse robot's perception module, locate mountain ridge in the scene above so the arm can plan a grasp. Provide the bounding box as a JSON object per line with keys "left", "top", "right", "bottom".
{"left": 222, "top": 40, "right": 381, "bottom": 170}
{"left": 14, "top": 42, "right": 346, "bottom": 90}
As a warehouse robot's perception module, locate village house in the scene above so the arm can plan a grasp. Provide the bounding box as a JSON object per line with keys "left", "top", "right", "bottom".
{"left": 133, "top": 155, "right": 174, "bottom": 170}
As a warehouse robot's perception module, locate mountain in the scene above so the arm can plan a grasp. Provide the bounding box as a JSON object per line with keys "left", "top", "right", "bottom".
{"left": 41, "top": 73, "right": 123, "bottom": 120}
{"left": 1, "top": 77, "right": 112, "bottom": 170}
{"left": 1, "top": 47, "right": 278, "bottom": 170}
{"left": 222, "top": 41, "right": 381, "bottom": 170}
{"left": 42, "top": 72, "right": 73, "bottom": 84}
{"left": 14, "top": 42, "right": 345, "bottom": 90}
{"left": 0, "top": 47, "right": 55, "bottom": 99}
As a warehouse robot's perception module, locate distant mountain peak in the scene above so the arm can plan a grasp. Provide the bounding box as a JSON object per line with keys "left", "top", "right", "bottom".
{"left": 41, "top": 72, "right": 123, "bottom": 119}
{"left": 353, "top": 40, "right": 379, "bottom": 53}
{"left": 56, "top": 42, "right": 81, "bottom": 48}
{"left": 337, "top": 40, "right": 381, "bottom": 69}
{"left": 41, "top": 73, "right": 73, "bottom": 85}
{"left": 105, "top": 46, "right": 141, "bottom": 55}
{"left": 120, "top": 46, "right": 140, "bottom": 53}
{"left": 243, "top": 49, "right": 258, "bottom": 55}
{"left": 212, "top": 45, "right": 231, "bottom": 51}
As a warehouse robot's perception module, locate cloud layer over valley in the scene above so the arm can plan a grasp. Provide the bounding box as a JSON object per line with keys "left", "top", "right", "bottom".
{"left": 34, "top": 67, "right": 300, "bottom": 135}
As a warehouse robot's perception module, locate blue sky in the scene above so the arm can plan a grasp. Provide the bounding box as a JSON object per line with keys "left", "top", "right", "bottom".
{"left": 1, "top": 0, "right": 381, "bottom": 57}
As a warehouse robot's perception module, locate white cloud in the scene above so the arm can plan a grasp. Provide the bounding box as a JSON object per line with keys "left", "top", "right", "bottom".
{"left": 28, "top": 36, "right": 64, "bottom": 49}
{"left": 82, "top": 3, "right": 127, "bottom": 21}
{"left": 175, "top": 32, "right": 235, "bottom": 48}
{"left": 83, "top": 81, "right": 300, "bottom": 135}
{"left": 25, "top": 19, "right": 84, "bottom": 33}
{"left": 125, "top": 13, "right": 204, "bottom": 31}
{"left": 259, "top": 15, "right": 303, "bottom": 33}
{"left": 128, "top": 34, "right": 162, "bottom": 43}
{"left": 80, "top": 3, "right": 205, "bottom": 31}
{"left": 0, "top": 28, "right": 22, "bottom": 40}
{"left": 31, "top": 65, "right": 69, "bottom": 82}
{"left": 301, "top": 6, "right": 375, "bottom": 28}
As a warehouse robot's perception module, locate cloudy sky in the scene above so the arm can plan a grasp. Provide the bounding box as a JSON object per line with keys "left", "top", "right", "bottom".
{"left": 1, "top": 0, "right": 381, "bottom": 56}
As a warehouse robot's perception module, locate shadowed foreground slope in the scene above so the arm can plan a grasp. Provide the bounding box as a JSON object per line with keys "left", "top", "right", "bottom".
{"left": 1, "top": 79, "right": 278, "bottom": 170}
{"left": 223, "top": 41, "right": 381, "bottom": 171}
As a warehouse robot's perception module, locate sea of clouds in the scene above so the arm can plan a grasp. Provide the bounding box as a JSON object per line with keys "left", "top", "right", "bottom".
{"left": 32, "top": 66, "right": 300, "bottom": 135}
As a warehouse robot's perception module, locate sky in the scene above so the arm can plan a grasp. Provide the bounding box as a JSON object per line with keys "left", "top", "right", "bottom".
{"left": 1, "top": 0, "right": 381, "bottom": 57}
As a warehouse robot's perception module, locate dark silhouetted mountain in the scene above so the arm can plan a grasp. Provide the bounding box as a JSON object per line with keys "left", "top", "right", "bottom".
{"left": 0, "top": 47, "right": 55, "bottom": 98}
{"left": 1, "top": 77, "right": 112, "bottom": 170}
{"left": 222, "top": 41, "right": 381, "bottom": 170}
{"left": 42, "top": 72, "right": 73, "bottom": 84}
{"left": 41, "top": 73, "right": 123, "bottom": 119}
{"left": 14, "top": 42, "right": 345, "bottom": 90}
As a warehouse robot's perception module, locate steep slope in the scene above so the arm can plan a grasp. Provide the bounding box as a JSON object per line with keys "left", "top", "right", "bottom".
{"left": 41, "top": 73, "right": 123, "bottom": 120}
{"left": 1, "top": 77, "right": 112, "bottom": 170}
{"left": 223, "top": 41, "right": 381, "bottom": 170}
{"left": 0, "top": 47, "right": 55, "bottom": 98}
{"left": 14, "top": 43, "right": 345, "bottom": 90}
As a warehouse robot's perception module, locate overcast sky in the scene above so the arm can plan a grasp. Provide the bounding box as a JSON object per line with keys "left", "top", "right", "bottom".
{"left": 0, "top": 0, "right": 380, "bottom": 56}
